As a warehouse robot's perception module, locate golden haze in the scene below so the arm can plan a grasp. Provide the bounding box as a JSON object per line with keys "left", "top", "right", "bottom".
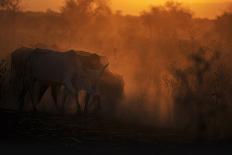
{"left": 22, "top": 0, "right": 232, "bottom": 19}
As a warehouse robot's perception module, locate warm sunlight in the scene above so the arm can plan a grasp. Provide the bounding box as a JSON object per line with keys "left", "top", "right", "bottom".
{"left": 2, "top": 0, "right": 232, "bottom": 150}
{"left": 112, "top": 0, "right": 232, "bottom": 17}
{"left": 22, "top": 0, "right": 232, "bottom": 18}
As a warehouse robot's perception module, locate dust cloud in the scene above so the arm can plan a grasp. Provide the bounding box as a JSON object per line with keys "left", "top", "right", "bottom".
{"left": 1, "top": 0, "right": 232, "bottom": 138}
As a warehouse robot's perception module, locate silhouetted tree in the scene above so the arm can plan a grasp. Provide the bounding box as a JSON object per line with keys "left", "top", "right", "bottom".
{"left": 141, "top": 1, "right": 192, "bottom": 41}
{"left": 0, "top": 0, "right": 21, "bottom": 11}
{"left": 60, "top": 0, "right": 111, "bottom": 47}
{"left": 215, "top": 12, "right": 232, "bottom": 48}
{"left": 0, "top": 0, "right": 21, "bottom": 48}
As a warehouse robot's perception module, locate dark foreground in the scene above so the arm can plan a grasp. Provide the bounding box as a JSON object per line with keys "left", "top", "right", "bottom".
{"left": 0, "top": 108, "right": 232, "bottom": 154}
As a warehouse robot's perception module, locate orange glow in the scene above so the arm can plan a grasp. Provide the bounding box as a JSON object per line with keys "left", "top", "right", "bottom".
{"left": 22, "top": 0, "right": 232, "bottom": 18}
{"left": 22, "top": 0, "right": 64, "bottom": 12}
{"left": 112, "top": 0, "right": 232, "bottom": 18}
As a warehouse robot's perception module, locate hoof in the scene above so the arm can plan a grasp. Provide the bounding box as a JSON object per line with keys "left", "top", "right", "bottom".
{"left": 76, "top": 111, "right": 82, "bottom": 115}
{"left": 32, "top": 108, "right": 38, "bottom": 114}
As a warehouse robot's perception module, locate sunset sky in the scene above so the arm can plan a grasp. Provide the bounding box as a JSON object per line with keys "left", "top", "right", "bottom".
{"left": 22, "top": 0, "right": 232, "bottom": 18}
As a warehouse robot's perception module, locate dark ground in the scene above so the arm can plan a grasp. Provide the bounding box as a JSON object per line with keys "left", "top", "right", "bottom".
{"left": 0, "top": 108, "right": 232, "bottom": 155}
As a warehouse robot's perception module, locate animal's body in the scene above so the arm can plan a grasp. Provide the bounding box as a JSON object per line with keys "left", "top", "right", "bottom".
{"left": 10, "top": 48, "right": 108, "bottom": 113}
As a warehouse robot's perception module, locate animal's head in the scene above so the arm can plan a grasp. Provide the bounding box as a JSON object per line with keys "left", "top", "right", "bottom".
{"left": 68, "top": 49, "right": 109, "bottom": 71}
{"left": 83, "top": 53, "right": 109, "bottom": 71}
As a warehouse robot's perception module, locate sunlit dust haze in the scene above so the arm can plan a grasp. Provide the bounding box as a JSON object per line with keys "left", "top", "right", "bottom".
{"left": 2, "top": 0, "right": 232, "bottom": 138}
{"left": 22, "top": 0, "right": 232, "bottom": 18}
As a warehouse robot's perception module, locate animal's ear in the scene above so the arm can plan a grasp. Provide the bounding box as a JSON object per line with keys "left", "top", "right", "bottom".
{"left": 100, "top": 56, "right": 109, "bottom": 66}
{"left": 90, "top": 54, "right": 99, "bottom": 59}
{"left": 69, "top": 49, "right": 75, "bottom": 52}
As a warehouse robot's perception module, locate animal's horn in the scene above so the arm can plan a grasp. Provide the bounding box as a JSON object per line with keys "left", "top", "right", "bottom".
{"left": 98, "top": 63, "right": 109, "bottom": 77}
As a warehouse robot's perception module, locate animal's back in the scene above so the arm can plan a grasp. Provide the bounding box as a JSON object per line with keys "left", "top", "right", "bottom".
{"left": 28, "top": 49, "right": 83, "bottom": 83}
{"left": 11, "top": 47, "right": 34, "bottom": 77}
{"left": 68, "top": 50, "right": 106, "bottom": 70}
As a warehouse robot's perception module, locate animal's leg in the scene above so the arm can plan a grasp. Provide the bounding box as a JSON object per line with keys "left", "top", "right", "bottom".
{"left": 84, "top": 92, "right": 91, "bottom": 114}
{"left": 29, "top": 81, "right": 41, "bottom": 112}
{"left": 63, "top": 79, "right": 80, "bottom": 114}
{"left": 93, "top": 95, "right": 101, "bottom": 113}
{"left": 63, "top": 78, "right": 77, "bottom": 95}
{"left": 61, "top": 87, "right": 69, "bottom": 114}
{"left": 38, "top": 84, "right": 49, "bottom": 104}
{"left": 18, "top": 88, "right": 27, "bottom": 112}
{"left": 75, "top": 93, "right": 82, "bottom": 114}
{"left": 18, "top": 95, "right": 25, "bottom": 111}
{"left": 51, "top": 84, "right": 61, "bottom": 111}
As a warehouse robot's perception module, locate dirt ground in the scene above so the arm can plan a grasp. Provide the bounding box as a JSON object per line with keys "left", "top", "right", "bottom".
{"left": 0, "top": 108, "right": 232, "bottom": 155}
